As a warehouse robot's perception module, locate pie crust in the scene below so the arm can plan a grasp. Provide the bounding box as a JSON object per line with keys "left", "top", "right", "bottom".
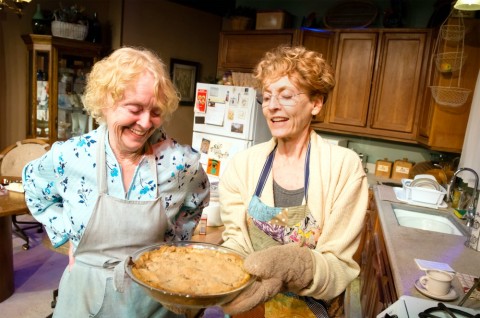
{"left": 132, "top": 245, "right": 251, "bottom": 295}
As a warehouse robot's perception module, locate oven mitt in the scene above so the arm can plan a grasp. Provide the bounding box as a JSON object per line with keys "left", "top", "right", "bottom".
{"left": 222, "top": 243, "right": 315, "bottom": 315}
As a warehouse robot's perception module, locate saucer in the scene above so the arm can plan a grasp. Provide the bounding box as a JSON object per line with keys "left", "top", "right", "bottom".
{"left": 415, "top": 280, "right": 458, "bottom": 301}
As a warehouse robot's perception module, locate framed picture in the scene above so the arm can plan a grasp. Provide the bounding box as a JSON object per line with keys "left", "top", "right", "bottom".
{"left": 170, "top": 58, "right": 199, "bottom": 106}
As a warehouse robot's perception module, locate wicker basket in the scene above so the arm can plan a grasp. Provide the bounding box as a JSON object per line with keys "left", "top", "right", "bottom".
{"left": 51, "top": 21, "right": 88, "bottom": 40}
{"left": 434, "top": 52, "right": 467, "bottom": 73}
{"left": 430, "top": 86, "right": 471, "bottom": 107}
{"left": 440, "top": 24, "right": 465, "bottom": 42}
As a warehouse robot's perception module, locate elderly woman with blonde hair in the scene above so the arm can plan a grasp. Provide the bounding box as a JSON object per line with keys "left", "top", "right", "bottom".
{"left": 23, "top": 47, "right": 210, "bottom": 317}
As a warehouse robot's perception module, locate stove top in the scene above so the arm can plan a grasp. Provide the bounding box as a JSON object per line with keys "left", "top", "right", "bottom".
{"left": 377, "top": 295, "right": 480, "bottom": 317}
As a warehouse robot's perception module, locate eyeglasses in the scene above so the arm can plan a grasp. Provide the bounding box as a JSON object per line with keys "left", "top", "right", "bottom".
{"left": 257, "top": 92, "right": 306, "bottom": 108}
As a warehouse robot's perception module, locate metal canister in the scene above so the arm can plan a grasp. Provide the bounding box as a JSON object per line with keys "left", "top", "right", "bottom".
{"left": 358, "top": 153, "right": 368, "bottom": 173}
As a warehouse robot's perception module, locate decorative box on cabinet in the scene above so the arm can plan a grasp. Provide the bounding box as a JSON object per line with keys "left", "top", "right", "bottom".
{"left": 312, "top": 29, "right": 431, "bottom": 143}
{"left": 417, "top": 18, "right": 480, "bottom": 153}
{"left": 218, "top": 30, "right": 299, "bottom": 74}
{"left": 22, "top": 34, "right": 104, "bottom": 144}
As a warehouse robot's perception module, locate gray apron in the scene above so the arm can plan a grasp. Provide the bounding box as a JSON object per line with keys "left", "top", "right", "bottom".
{"left": 53, "top": 127, "right": 181, "bottom": 318}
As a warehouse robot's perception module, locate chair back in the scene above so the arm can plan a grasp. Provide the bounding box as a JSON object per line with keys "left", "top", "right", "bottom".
{"left": 0, "top": 139, "right": 50, "bottom": 177}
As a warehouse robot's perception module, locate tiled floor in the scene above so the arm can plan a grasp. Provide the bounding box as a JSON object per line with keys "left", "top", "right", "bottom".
{"left": 0, "top": 216, "right": 67, "bottom": 318}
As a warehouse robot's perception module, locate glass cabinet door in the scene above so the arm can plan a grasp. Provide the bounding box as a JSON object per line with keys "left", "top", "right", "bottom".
{"left": 33, "top": 50, "right": 50, "bottom": 139}
{"left": 56, "top": 54, "right": 95, "bottom": 140}
{"left": 23, "top": 34, "right": 103, "bottom": 144}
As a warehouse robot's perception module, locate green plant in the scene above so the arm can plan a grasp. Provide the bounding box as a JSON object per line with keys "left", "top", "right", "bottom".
{"left": 53, "top": 3, "right": 88, "bottom": 24}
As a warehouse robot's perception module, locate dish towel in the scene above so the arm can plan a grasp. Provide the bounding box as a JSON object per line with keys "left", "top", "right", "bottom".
{"left": 456, "top": 273, "right": 480, "bottom": 301}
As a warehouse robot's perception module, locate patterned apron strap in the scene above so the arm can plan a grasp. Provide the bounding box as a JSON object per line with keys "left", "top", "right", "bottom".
{"left": 254, "top": 146, "right": 276, "bottom": 197}
{"left": 254, "top": 141, "right": 311, "bottom": 201}
{"left": 304, "top": 141, "right": 311, "bottom": 202}
{"left": 304, "top": 297, "right": 330, "bottom": 318}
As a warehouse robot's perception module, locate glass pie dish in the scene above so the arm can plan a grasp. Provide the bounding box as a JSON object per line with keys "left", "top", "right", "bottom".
{"left": 125, "top": 241, "right": 255, "bottom": 309}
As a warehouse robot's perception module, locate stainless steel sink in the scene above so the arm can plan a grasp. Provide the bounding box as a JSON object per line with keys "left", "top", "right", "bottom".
{"left": 392, "top": 205, "right": 468, "bottom": 236}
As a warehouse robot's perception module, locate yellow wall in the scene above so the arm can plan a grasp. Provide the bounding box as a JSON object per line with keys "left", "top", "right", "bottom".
{"left": 122, "top": 0, "right": 222, "bottom": 145}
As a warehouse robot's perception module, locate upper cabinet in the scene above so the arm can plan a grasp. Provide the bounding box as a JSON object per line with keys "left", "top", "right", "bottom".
{"left": 218, "top": 30, "right": 299, "bottom": 74}
{"left": 22, "top": 34, "right": 104, "bottom": 144}
{"left": 217, "top": 27, "right": 479, "bottom": 152}
{"left": 318, "top": 31, "right": 378, "bottom": 128}
{"left": 312, "top": 29, "right": 432, "bottom": 143}
{"left": 298, "top": 29, "right": 336, "bottom": 65}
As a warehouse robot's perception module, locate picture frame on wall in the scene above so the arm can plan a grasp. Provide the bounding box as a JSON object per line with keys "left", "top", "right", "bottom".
{"left": 170, "top": 58, "right": 199, "bottom": 106}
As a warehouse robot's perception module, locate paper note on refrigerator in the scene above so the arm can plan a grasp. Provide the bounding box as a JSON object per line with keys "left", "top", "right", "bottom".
{"left": 208, "top": 139, "right": 232, "bottom": 160}
{"left": 205, "top": 101, "right": 226, "bottom": 126}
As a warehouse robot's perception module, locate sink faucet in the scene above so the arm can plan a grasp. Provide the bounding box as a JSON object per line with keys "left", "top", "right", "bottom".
{"left": 446, "top": 167, "right": 479, "bottom": 227}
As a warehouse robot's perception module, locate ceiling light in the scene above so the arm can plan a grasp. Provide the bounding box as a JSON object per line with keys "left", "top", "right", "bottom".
{"left": 454, "top": 0, "right": 480, "bottom": 11}
{"left": 0, "top": 0, "right": 32, "bottom": 17}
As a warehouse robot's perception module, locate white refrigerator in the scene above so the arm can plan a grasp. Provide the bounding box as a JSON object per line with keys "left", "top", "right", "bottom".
{"left": 192, "top": 83, "right": 271, "bottom": 183}
{"left": 192, "top": 83, "right": 270, "bottom": 226}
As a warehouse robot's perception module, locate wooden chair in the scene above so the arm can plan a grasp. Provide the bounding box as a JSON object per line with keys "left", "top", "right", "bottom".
{"left": 0, "top": 139, "right": 50, "bottom": 250}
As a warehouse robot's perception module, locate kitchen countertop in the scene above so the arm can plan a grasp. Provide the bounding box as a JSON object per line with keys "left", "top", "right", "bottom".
{"left": 191, "top": 225, "right": 224, "bottom": 245}
{"left": 373, "top": 185, "right": 480, "bottom": 310}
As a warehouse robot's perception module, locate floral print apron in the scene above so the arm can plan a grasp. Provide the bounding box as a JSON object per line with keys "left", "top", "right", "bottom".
{"left": 246, "top": 143, "right": 329, "bottom": 318}
{"left": 53, "top": 127, "right": 182, "bottom": 318}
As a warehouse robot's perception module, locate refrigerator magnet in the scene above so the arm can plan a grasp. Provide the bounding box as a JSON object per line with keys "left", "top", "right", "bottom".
{"left": 207, "top": 159, "right": 221, "bottom": 176}
{"left": 228, "top": 109, "right": 234, "bottom": 121}
{"left": 231, "top": 123, "right": 244, "bottom": 134}
{"left": 195, "top": 89, "right": 207, "bottom": 113}
{"left": 200, "top": 139, "right": 210, "bottom": 154}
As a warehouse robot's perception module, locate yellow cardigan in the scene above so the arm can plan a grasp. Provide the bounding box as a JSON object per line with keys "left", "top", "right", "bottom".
{"left": 219, "top": 130, "right": 369, "bottom": 301}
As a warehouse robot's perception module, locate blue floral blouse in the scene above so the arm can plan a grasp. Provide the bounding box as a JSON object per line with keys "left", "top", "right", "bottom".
{"left": 22, "top": 125, "right": 210, "bottom": 249}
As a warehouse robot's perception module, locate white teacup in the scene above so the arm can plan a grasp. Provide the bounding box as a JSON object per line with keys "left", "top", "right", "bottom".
{"left": 419, "top": 269, "right": 454, "bottom": 296}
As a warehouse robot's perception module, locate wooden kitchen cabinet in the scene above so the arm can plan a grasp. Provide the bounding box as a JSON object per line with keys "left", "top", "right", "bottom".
{"left": 417, "top": 18, "right": 480, "bottom": 153}
{"left": 217, "top": 30, "right": 299, "bottom": 74}
{"left": 297, "top": 29, "right": 336, "bottom": 124}
{"left": 298, "top": 29, "right": 336, "bottom": 65}
{"left": 360, "top": 191, "right": 397, "bottom": 318}
{"left": 312, "top": 29, "right": 432, "bottom": 143}
{"left": 22, "top": 34, "right": 104, "bottom": 144}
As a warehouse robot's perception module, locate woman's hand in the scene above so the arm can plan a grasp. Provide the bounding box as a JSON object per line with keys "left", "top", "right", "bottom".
{"left": 222, "top": 243, "right": 315, "bottom": 315}
{"left": 68, "top": 241, "right": 75, "bottom": 271}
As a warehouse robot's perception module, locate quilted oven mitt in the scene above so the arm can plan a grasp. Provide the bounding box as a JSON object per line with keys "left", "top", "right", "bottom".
{"left": 222, "top": 243, "right": 315, "bottom": 315}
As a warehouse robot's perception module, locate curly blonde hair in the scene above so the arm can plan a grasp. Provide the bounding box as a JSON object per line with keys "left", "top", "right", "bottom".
{"left": 253, "top": 46, "right": 335, "bottom": 102}
{"left": 83, "top": 46, "right": 180, "bottom": 124}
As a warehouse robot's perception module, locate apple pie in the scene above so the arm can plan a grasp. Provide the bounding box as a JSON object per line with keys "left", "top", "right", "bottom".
{"left": 131, "top": 245, "right": 251, "bottom": 295}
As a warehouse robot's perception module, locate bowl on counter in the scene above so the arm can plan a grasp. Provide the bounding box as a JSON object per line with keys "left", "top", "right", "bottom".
{"left": 125, "top": 241, "right": 255, "bottom": 309}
